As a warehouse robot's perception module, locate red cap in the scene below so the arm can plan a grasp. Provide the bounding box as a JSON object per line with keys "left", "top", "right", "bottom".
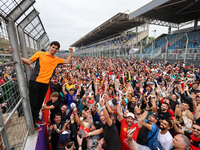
{"left": 146, "top": 85, "right": 151, "bottom": 88}
{"left": 88, "top": 99, "right": 95, "bottom": 104}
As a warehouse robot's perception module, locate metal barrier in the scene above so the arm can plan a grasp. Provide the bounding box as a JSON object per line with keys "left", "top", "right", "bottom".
{"left": 0, "top": 0, "right": 50, "bottom": 149}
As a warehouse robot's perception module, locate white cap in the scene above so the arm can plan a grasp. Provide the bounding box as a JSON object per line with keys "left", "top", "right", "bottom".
{"left": 127, "top": 112, "right": 135, "bottom": 119}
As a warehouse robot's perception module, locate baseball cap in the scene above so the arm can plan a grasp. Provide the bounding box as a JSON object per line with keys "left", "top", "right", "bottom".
{"left": 151, "top": 113, "right": 158, "bottom": 120}
{"left": 110, "top": 114, "right": 117, "bottom": 122}
{"left": 70, "top": 88, "right": 75, "bottom": 91}
{"left": 93, "top": 121, "right": 103, "bottom": 129}
{"left": 127, "top": 112, "right": 135, "bottom": 119}
{"left": 88, "top": 99, "right": 95, "bottom": 104}
{"left": 58, "top": 131, "right": 70, "bottom": 143}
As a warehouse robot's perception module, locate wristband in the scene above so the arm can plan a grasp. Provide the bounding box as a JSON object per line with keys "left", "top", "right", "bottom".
{"left": 145, "top": 109, "right": 150, "bottom": 111}
{"left": 101, "top": 105, "right": 105, "bottom": 109}
{"left": 89, "top": 132, "right": 91, "bottom": 137}
{"left": 78, "top": 145, "right": 82, "bottom": 147}
{"left": 57, "top": 129, "right": 60, "bottom": 133}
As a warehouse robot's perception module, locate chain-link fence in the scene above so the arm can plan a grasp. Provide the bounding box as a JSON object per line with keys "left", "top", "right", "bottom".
{"left": 0, "top": 78, "right": 27, "bottom": 150}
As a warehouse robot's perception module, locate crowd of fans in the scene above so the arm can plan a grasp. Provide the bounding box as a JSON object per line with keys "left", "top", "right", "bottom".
{"left": 41, "top": 57, "right": 200, "bottom": 150}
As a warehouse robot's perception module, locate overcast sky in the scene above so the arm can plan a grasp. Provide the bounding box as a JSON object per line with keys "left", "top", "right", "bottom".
{"left": 34, "top": 0, "right": 170, "bottom": 50}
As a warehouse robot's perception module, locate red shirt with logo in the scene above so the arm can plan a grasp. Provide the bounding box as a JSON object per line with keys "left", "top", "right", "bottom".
{"left": 120, "top": 118, "right": 140, "bottom": 150}
{"left": 185, "top": 131, "right": 200, "bottom": 149}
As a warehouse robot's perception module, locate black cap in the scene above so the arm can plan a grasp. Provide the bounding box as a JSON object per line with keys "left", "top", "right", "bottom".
{"left": 93, "top": 121, "right": 103, "bottom": 129}
{"left": 151, "top": 113, "right": 158, "bottom": 120}
{"left": 181, "top": 100, "right": 190, "bottom": 106}
{"left": 110, "top": 114, "right": 117, "bottom": 121}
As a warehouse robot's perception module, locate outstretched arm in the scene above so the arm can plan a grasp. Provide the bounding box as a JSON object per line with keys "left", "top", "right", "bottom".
{"left": 21, "top": 57, "right": 33, "bottom": 65}
{"left": 99, "top": 96, "right": 113, "bottom": 126}
{"left": 64, "top": 48, "right": 73, "bottom": 64}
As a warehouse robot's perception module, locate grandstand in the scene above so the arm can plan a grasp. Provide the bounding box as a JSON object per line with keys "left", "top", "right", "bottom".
{"left": 72, "top": 0, "right": 200, "bottom": 64}
{"left": 0, "top": 0, "right": 200, "bottom": 150}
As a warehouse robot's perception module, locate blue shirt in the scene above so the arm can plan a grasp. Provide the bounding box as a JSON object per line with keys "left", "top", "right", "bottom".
{"left": 145, "top": 119, "right": 159, "bottom": 149}
{"left": 65, "top": 93, "right": 76, "bottom": 108}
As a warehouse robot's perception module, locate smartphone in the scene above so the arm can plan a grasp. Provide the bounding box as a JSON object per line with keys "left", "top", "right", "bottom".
{"left": 129, "top": 127, "right": 136, "bottom": 135}
{"left": 79, "top": 129, "right": 87, "bottom": 138}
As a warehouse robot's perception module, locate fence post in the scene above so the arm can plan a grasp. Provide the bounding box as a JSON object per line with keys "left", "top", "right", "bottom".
{"left": 0, "top": 110, "right": 10, "bottom": 149}
{"left": 7, "top": 20, "right": 34, "bottom": 134}
{"left": 184, "top": 33, "right": 189, "bottom": 63}
{"left": 165, "top": 37, "right": 168, "bottom": 62}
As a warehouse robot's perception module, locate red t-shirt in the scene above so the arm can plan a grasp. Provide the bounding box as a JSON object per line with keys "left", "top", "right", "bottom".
{"left": 190, "top": 133, "right": 200, "bottom": 150}
{"left": 120, "top": 118, "right": 140, "bottom": 150}
{"left": 185, "top": 131, "right": 200, "bottom": 149}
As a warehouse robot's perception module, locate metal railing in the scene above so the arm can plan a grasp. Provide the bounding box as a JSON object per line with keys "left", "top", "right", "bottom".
{"left": 0, "top": 63, "right": 28, "bottom": 150}
{"left": 0, "top": 0, "right": 51, "bottom": 149}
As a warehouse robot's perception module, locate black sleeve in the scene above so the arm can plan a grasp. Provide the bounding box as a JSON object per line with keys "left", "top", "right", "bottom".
{"left": 53, "top": 101, "right": 60, "bottom": 108}
{"left": 46, "top": 100, "right": 52, "bottom": 106}
{"left": 70, "top": 122, "right": 77, "bottom": 141}
{"left": 184, "top": 131, "right": 191, "bottom": 139}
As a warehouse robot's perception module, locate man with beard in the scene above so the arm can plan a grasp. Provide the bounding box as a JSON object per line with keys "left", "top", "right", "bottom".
{"left": 157, "top": 119, "right": 173, "bottom": 150}
{"left": 174, "top": 121, "right": 200, "bottom": 149}
{"left": 65, "top": 79, "right": 74, "bottom": 91}
{"left": 127, "top": 96, "right": 138, "bottom": 113}
{"left": 117, "top": 100, "right": 148, "bottom": 150}
{"left": 157, "top": 102, "right": 172, "bottom": 122}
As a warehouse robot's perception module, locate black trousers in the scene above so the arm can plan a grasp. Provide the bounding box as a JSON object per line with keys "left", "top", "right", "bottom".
{"left": 29, "top": 80, "right": 49, "bottom": 122}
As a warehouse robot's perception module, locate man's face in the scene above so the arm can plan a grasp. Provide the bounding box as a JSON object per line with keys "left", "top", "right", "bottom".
{"left": 196, "top": 93, "right": 200, "bottom": 103}
{"left": 146, "top": 86, "right": 151, "bottom": 91}
{"left": 52, "top": 96, "right": 58, "bottom": 101}
{"left": 100, "top": 111, "right": 106, "bottom": 124}
{"left": 193, "top": 83, "right": 198, "bottom": 89}
{"left": 82, "top": 110, "right": 88, "bottom": 118}
{"left": 148, "top": 114, "right": 156, "bottom": 124}
{"left": 61, "top": 105, "right": 67, "bottom": 114}
{"left": 49, "top": 44, "right": 59, "bottom": 56}
{"left": 68, "top": 80, "right": 72, "bottom": 85}
{"left": 181, "top": 103, "right": 189, "bottom": 111}
{"left": 159, "top": 120, "right": 169, "bottom": 130}
{"left": 171, "top": 94, "right": 177, "bottom": 101}
{"left": 172, "top": 135, "right": 185, "bottom": 149}
{"left": 192, "top": 124, "right": 200, "bottom": 137}
{"left": 130, "top": 97, "right": 137, "bottom": 105}
{"left": 109, "top": 80, "right": 113, "bottom": 85}
{"left": 161, "top": 103, "right": 168, "bottom": 112}
{"left": 54, "top": 115, "right": 61, "bottom": 124}
{"left": 126, "top": 116, "right": 134, "bottom": 127}
{"left": 69, "top": 90, "right": 75, "bottom": 95}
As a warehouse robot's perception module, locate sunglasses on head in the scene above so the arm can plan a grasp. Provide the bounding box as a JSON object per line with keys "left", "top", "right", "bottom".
{"left": 192, "top": 127, "right": 200, "bottom": 131}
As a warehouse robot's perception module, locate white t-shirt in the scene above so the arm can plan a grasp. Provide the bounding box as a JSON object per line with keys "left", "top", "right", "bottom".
{"left": 157, "top": 130, "right": 173, "bottom": 150}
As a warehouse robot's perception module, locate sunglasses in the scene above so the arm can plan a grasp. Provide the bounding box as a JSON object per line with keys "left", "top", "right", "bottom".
{"left": 197, "top": 96, "right": 200, "bottom": 98}
{"left": 192, "top": 127, "right": 200, "bottom": 131}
